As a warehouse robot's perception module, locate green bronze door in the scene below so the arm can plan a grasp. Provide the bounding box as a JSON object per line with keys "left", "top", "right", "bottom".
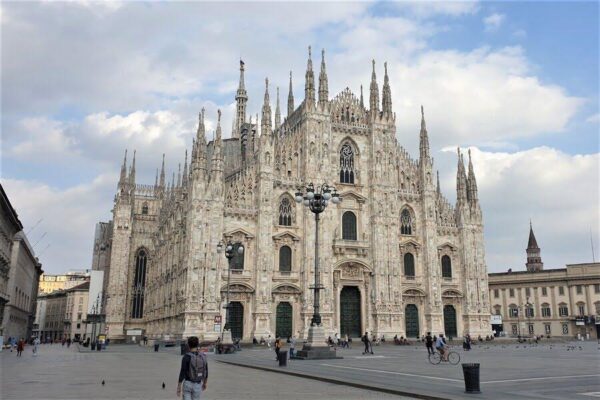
{"left": 276, "top": 302, "right": 293, "bottom": 339}
{"left": 443, "top": 305, "right": 457, "bottom": 338}
{"left": 405, "top": 304, "right": 419, "bottom": 338}
{"left": 229, "top": 302, "right": 244, "bottom": 340}
{"left": 340, "top": 286, "right": 361, "bottom": 337}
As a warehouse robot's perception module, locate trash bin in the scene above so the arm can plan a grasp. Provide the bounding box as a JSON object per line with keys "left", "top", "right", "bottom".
{"left": 278, "top": 351, "right": 288, "bottom": 367}
{"left": 154, "top": 343, "right": 160, "bottom": 352}
{"left": 462, "top": 363, "right": 480, "bottom": 393}
{"left": 97, "top": 343, "right": 102, "bottom": 351}
{"left": 181, "top": 343, "right": 189, "bottom": 355}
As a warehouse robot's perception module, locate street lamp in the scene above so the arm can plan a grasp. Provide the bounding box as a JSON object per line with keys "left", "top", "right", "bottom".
{"left": 217, "top": 240, "right": 244, "bottom": 347}
{"left": 294, "top": 182, "right": 341, "bottom": 360}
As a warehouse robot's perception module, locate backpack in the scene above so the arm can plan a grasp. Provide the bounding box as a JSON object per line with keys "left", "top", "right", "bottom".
{"left": 187, "top": 352, "right": 206, "bottom": 383}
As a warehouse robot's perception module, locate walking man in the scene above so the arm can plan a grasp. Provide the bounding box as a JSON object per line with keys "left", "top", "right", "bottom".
{"left": 362, "top": 332, "right": 373, "bottom": 355}
{"left": 426, "top": 332, "right": 434, "bottom": 355}
{"left": 289, "top": 336, "right": 296, "bottom": 359}
{"left": 274, "top": 337, "right": 281, "bottom": 361}
{"left": 177, "top": 336, "right": 208, "bottom": 400}
{"left": 16, "top": 338, "right": 24, "bottom": 357}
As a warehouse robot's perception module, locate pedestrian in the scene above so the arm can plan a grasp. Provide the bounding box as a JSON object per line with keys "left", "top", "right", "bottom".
{"left": 289, "top": 336, "right": 296, "bottom": 358}
{"left": 67, "top": 338, "right": 71, "bottom": 348}
{"left": 17, "top": 338, "right": 24, "bottom": 357}
{"left": 33, "top": 337, "right": 40, "bottom": 356}
{"left": 177, "top": 336, "right": 208, "bottom": 400}
{"left": 143, "top": 336, "right": 148, "bottom": 346}
{"left": 426, "top": 332, "right": 434, "bottom": 355}
{"left": 267, "top": 335, "right": 272, "bottom": 349}
{"left": 274, "top": 337, "right": 282, "bottom": 361}
{"left": 361, "top": 332, "right": 373, "bottom": 355}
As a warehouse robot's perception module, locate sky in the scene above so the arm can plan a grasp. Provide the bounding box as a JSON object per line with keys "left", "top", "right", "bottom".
{"left": 1, "top": 1, "right": 598, "bottom": 274}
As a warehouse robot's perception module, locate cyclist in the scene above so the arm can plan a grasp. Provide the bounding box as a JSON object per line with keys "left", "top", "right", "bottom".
{"left": 435, "top": 333, "right": 448, "bottom": 362}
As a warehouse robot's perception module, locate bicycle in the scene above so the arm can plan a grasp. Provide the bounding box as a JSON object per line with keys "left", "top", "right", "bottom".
{"left": 428, "top": 347, "right": 461, "bottom": 365}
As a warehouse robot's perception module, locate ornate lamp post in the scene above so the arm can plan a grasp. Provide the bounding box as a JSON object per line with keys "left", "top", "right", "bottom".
{"left": 294, "top": 182, "right": 342, "bottom": 360}
{"left": 217, "top": 240, "right": 244, "bottom": 347}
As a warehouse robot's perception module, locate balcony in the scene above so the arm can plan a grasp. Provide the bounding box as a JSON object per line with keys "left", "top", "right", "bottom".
{"left": 332, "top": 238, "right": 369, "bottom": 257}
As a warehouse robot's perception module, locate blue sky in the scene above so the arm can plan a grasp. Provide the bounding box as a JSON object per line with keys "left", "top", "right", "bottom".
{"left": 1, "top": 1, "right": 598, "bottom": 274}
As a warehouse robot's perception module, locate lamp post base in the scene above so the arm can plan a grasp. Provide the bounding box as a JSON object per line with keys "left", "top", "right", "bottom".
{"left": 295, "top": 325, "right": 342, "bottom": 360}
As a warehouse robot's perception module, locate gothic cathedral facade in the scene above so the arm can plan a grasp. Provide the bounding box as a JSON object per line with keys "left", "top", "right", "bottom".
{"left": 104, "top": 48, "right": 491, "bottom": 342}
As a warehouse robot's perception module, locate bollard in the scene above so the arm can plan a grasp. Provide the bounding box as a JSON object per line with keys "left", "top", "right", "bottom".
{"left": 462, "top": 363, "right": 481, "bottom": 393}
{"left": 278, "top": 351, "right": 288, "bottom": 367}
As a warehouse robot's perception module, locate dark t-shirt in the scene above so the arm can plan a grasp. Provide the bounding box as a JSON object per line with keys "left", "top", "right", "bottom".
{"left": 178, "top": 351, "right": 208, "bottom": 383}
{"left": 426, "top": 335, "right": 433, "bottom": 345}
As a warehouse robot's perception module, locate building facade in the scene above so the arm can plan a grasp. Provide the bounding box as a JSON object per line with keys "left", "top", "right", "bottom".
{"left": 64, "top": 282, "right": 89, "bottom": 341}
{"left": 489, "top": 225, "right": 600, "bottom": 339}
{"left": 0, "top": 184, "right": 43, "bottom": 340}
{"left": 36, "top": 290, "right": 67, "bottom": 342}
{"left": 104, "top": 49, "right": 491, "bottom": 342}
{"left": 38, "top": 271, "right": 90, "bottom": 295}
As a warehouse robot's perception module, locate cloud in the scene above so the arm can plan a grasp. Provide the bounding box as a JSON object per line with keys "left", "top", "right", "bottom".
{"left": 484, "top": 13, "right": 505, "bottom": 32}
{"left": 586, "top": 113, "right": 600, "bottom": 123}
{"left": 439, "top": 146, "right": 600, "bottom": 272}
{"left": 2, "top": 175, "right": 117, "bottom": 272}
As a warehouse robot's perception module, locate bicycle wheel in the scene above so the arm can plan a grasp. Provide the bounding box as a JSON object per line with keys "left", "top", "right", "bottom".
{"left": 428, "top": 352, "right": 441, "bottom": 364}
{"left": 448, "top": 351, "right": 461, "bottom": 365}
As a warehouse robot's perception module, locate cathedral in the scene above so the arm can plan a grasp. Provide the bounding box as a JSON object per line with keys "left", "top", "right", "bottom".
{"left": 103, "top": 47, "right": 491, "bottom": 343}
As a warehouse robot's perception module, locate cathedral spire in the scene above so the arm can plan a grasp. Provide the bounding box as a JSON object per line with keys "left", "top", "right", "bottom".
{"left": 261, "top": 78, "right": 272, "bottom": 135}
{"left": 456, "top": 148, "right": 468, "bottom": 203}
{"left": 274, "top": 86, "right": 281, "bottom": 129}
{"left": 234, "top": 59, "right": 248, "bottom": 139}
{"left": 360, "top": 84, "right": 364, "bottom": 109}
{"left": 155, "top": 168, "right": 158, "bottom": 188}
{"left": 119, "top": 149, "right": 127, "bottom": 186}
{"left": 436, "top": 170, "right": 441, "bottom": 196}
{"left": 419, "top": 105, "right": 430, "bottom": 161}
{"left": 369, "top": 59, "right": 379, "bottom": 114}
{"left": 287, "top": 70, "right": 294, "bottom": 117}
{"left": 182, "top": 149, "right": 188, "bottom": 188}
{"left": 318, "top": 48, "right": 328, "bottom": 107}
{"left": 304, "top": 46, "right": 315, "bottom": 106}
{"left": 467, "top": 149, "right": 479, "bottom": 202}
{"left": 129, "top": 150, "right": 136, "bottom": 186}
{"left": 159, "top": 153, "right": 165, "bottom": 188}
{"left": 382, "top": 61, "right": 392, "bottom": 115}
{"left": 526, "top": 221, "right": 544, "bottom": 272}
{"left": 216, "top": 109, "right": 222, "bottom": 143}
{"left": 177, "top": 163, "right": 181, "bottom": 188}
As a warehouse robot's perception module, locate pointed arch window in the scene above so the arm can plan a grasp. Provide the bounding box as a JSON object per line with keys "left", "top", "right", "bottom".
{"left": 232, "top": 243, "right": 244, "bottom": 270}
{"left": 279, "top": 197, "right": 293, "bottom": 226}
{"left": 441, "top": 255, "right": 452, "bottom": 278}
{"left": 279, "top": 246, "right": 292, "bottom": 272}
{"left": 342, "top": 211, "right": 357, "bottom": 240}
{"left": 400, "top": 209, "right": 413, "bottom": 235}
{"left": 340, "top": 143, "right": 355, "bottom": 184}
{"left": 403, "top": 253, "right": 415, "bottom": 277}
{"left": 141, "top": 202, "right": 149, "bottom": 215}
{"left": 131, "top": 249, "right": 147, "bottom": 319}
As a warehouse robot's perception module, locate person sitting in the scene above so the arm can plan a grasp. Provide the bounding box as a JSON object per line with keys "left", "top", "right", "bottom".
{"left": 381, "top": 335, "right": 385, "bottom": 343}
{"left": 253, "top": 337, "right": 258, "bottom": 345}
{"left": 394, "top": 335, "right": 399, "bottom": 345}
{"left": 259, "top": 336, "right": 265, "bottom": 345}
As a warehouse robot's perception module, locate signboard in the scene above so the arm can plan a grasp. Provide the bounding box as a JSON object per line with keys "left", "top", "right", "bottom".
{"left": 490, "top": 315, "right": 502, "bottom": 325}
{"left": 127, "top": 329, "right": 143, "bottom": 336}
{"left": 98, "top": 334, "right": 106, "bottom": 344}
{"left": 214, "top": 316, "right": 222, "bottom": 323}
{"left": 576, "top": 319, "right": 585, "bottom": 326}
{"left": 214, "top": 324, "right": 221, "bottom": 332}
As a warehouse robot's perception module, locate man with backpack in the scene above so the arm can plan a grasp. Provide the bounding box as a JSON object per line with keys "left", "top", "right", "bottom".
{"left": 177, "top": 336, "right": 208, "bottom": 400}
{"left": 361, "top": 332, "right": 373, "bottom": 355}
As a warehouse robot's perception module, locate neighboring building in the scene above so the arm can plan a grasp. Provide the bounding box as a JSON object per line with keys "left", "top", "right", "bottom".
{"left": 64, "top": 282, "right": 90, "bottom": 341}
{"left": 91, "top": 222, "right": 112, "bottom": 297}
{"left": 104, "top": 51, "right": 490, "bottom": 343}
{"left": 37, "top": 290, "right": 67, "bottom": 342}
{"left": 489, "top": 224, "right": 600, "bottom": 339}
{"left": 38, "top": 270, "right": 90, "bottom": 295}
{"left": 0, "top": 184, "right": 43, "bottom": 341}
{"left": 84, "top": 270, "right": 105, "bottom": 340}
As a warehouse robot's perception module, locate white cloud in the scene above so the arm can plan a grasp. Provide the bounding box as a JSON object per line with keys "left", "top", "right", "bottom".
{"left": 401, "top": 1, "right": 480, "bottom": 18}
{"left": 484, "top": 13, "right": 505, "bottom": 32}
{"left": 586, "top": 113, "right": 600, "bottom": 123}
{"left": 2, "top": 175, "right": 117, "bottom": 272}
{"left": 439, "top": 146, "right": 600, "bottom": 272}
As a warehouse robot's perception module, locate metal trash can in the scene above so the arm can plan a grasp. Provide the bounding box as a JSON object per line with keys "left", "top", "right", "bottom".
{"left": 154, "top": 343, "right": 160, "bottom": 352}
{"left": 91, "top": 342, "right": 96, "bottom": 351}
{"left": 278, "top": 351, "right": 288, "bottom": 367}
{"left": 462, "top": 363, "right": 481, "bottom": 393}
{"left": 180, "top": 343, "right": 189, "bottom": 355}
{"left": 96, "top": 343, "right": 102, "bottom": 351}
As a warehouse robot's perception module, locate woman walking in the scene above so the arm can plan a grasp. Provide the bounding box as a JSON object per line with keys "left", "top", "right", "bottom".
{"left": 16, "top": 338, "right": 25, "bottom": 357}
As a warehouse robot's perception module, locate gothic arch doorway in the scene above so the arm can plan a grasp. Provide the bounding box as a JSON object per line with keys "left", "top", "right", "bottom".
{"left": 443, "top": 305, "right": 457, "bottom": 338}
{"left": 276, "top": 302, "right": 293, "bottom": 339}
{"left": 405, "top": 304, "right": 419, "bottom": 338}
{"left": 340, "top": 286, "right": 361, "bottom": 337}
{"left": 229, "top": 302, "right": 244, "bottom": 340}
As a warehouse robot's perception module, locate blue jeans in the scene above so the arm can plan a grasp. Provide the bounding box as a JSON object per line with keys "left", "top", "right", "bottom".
{"left": 183, "top": 380, "right": 202, "bottom": 400}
